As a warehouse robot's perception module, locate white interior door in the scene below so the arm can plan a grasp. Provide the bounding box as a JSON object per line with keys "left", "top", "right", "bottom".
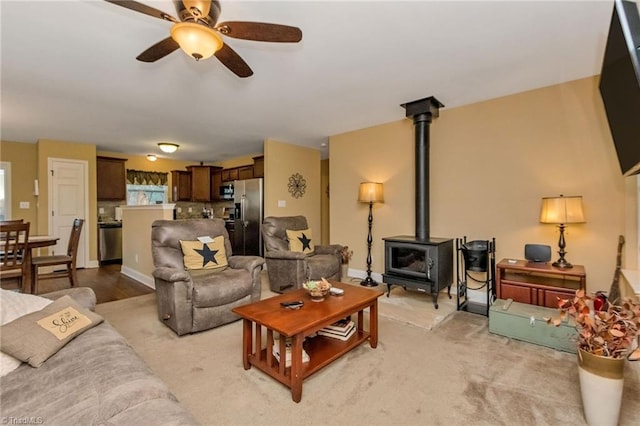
{"left": 0, "top": 162, "right": 11, "bottom": 220}
{"left": 48, "top": 158, "right": 88, "bottom": 268}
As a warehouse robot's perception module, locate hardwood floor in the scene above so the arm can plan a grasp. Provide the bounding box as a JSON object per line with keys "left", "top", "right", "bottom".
{"left": 2, "top": 264, "right": 154, "bottom": 304}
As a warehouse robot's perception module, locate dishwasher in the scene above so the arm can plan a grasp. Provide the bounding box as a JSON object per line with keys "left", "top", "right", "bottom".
{"left": 98, "top": 222, "right": 122, "bottom": 265}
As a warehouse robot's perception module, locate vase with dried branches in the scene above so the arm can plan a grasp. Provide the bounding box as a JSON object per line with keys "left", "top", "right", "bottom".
{"left": 548, "top": 289, "right": 640, "bottom": 426}
{"left": 339, "top": 246, "right": 353, "bottom": 279}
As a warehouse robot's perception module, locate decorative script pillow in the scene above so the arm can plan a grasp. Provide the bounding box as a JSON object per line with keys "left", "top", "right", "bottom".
{"left": 0, "top": 289, "right": 53, "bottom": 376}
{"left": 0, "top": 295, "right": 104, "bottom": 367}
{"left": 180, "top": 237, "right": 228, "bottom": 271}
{"left": 286, "top": 228, "right": 315, "bottom": 255}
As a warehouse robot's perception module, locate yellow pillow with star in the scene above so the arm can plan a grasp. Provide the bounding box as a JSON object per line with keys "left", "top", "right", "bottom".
{"left": 286, "top": 228, "right": 315, "bottom": 255}
{"left": 180, "top": 237, "right": 228, "bottom": 271}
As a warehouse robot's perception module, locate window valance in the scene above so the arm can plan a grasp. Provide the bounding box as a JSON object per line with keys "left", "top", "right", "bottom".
{"left": 126, "top": 169, "right": 168, "bottom": 186}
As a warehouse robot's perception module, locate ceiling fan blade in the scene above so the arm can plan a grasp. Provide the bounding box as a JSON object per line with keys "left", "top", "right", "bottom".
{"left": 136, "top": 37, "right": 180, "bottom": 62}
{"left": 104, "top": 0, "right": 178, "bottom": 23}
{"left": 214, "top": 44, "right": 253, "bottom": 78}
{"left": 215, "top": 21, "right": 302, "bottom": 42}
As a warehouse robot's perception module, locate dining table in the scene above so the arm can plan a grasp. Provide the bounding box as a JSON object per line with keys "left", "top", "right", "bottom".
{"left": 23, "top": 235, "right": 59, "bottom": 293}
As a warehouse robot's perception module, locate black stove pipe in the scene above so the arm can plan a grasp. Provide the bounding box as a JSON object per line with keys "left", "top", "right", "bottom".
{"left": 401, "top": 96, "right": 444, "bottom": 241}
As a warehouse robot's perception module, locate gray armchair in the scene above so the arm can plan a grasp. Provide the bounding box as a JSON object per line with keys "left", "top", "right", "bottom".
{"left": 262, "top": 216, "right": 342, "bottom": 293}
{"left": 151, "top": 219, "right": 264, "bottom": 336}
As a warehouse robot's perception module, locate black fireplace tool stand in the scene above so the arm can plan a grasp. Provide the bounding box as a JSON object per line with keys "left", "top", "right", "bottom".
{"left": 456, "top": 237, "right": 496, "bottom": 316}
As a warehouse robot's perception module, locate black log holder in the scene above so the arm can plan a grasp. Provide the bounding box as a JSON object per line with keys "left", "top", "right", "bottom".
{"left": 456, "top": 237, "right": 496, "bottom": 316}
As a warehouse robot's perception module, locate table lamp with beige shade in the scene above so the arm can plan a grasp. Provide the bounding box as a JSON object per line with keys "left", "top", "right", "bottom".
{"left": 540, "top": 195, "right": 586, "bottom": 269}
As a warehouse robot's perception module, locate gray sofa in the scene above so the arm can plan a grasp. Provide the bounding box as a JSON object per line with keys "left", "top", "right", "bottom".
{"left": 0, "top": 288, "right": 197, "bottom": 425}
{"left": 151, "top": 219, "right": 264, "bottom": 336}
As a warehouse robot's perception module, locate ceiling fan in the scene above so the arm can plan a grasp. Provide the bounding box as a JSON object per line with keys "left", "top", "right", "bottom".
{"left": 105, "top": 0, "right": 303, "bottom": 77}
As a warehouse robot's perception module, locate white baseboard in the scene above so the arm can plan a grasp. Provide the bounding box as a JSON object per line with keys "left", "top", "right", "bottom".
{"left": 85, "top": 260, "right": 100, "bottom": 269}
{"left": 347, "top": 268, "right": 384, "bottom": 284}
{"left": 120, "top": 266, "right": 155, "bottom": 290}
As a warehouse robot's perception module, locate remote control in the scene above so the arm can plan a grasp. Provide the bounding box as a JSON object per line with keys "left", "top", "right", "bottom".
{"left": 280, "top": 301, "right": 304, "bottom": 309}
{"left": 329, "top": 287, "right": 344, "bottom": 296}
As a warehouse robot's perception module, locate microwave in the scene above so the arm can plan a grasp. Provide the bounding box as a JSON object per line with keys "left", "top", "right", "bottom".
{"left": 220, "top": 184, "right": 234, "bottom": 199}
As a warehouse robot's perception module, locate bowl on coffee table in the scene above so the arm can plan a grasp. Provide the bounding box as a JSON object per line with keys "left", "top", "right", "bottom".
{"left": 303, "top": 279, "right": 332, "bottom": 302}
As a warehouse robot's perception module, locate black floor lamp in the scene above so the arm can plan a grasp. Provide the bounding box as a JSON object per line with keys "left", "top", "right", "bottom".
{"left": 358, "top": 182, "right": 384, "bottom": 286}
{"left": 540, "top": 195, "right": 586, "bottom": 269}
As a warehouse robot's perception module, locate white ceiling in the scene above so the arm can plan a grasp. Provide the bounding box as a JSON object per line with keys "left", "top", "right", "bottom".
{"left": 0, "top": 0, "right": 617, "bottom": 161}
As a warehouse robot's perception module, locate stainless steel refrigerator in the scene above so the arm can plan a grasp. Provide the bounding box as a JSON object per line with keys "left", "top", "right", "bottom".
{"left": 233, "top": 178, "right": 263, "bottom": 256}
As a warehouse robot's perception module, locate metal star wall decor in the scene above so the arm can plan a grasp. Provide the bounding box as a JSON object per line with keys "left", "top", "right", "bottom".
{"left": 288, "top": 173, "right": 306, "bottom": 198}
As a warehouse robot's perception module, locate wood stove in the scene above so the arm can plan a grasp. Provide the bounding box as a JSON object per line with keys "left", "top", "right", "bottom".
{"left": 383, "top": 236, "right": 453, "bottom": 308}
{"left": 383, "top": 96, "right": 454, "bottom": 309}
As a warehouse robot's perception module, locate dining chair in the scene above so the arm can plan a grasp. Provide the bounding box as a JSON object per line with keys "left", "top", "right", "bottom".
{"left": 0, "top": 221, "right": 30, "bottom": 289}
{"left": 0, "top": 219, "right": 24, "bottom": 226}
{"left": 31, "top": 218, "right": 84, "bottom": 294}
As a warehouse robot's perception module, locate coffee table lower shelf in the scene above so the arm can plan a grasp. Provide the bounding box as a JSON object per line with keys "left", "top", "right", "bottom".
{"left": 250, "top": 330, "right": 370, "bottom": 386}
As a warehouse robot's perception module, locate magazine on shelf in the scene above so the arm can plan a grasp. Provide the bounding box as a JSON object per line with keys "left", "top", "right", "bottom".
{"left": 317, "top": 324, "right": 356, "bottom": 341}
{"left": 322, "top": 319, "right": 354, "bottom": 333}
{"left": 272, "top": 338, "right": 309, "bottom": 367}
{"left": 317, "top": 326, "right": 356, "bottom": 341}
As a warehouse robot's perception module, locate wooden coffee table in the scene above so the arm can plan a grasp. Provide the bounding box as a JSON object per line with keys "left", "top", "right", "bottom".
{"left": 232, "top": 281, "right": 383, "bottom": 402}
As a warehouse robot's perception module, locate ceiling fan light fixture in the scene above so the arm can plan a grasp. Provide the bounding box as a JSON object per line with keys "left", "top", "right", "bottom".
{"left": 158, "top": 142, "right": 179, "bottom": 153}
{"left": 183, "top": 0, "right": 211, "bottom": 18}
{"left": 170, "top": 22, "right": 222, "bottom": 61}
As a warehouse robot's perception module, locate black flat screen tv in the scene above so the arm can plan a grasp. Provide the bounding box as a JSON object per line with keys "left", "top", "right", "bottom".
{"left": 599, "top": 0, "right": 640, "bottom": 176}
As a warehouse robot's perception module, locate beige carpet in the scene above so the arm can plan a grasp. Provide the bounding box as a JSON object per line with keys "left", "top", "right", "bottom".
{"left": 96, "top": 276, "right": 640, "bottom": 426}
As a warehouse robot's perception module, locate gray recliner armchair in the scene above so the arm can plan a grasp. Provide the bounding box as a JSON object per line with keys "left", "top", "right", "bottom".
{"left": 151, "top": 219, "right": 264, "bottom": 336}
{"left": 262, "top": 216, "right": 342, "bottom": 293}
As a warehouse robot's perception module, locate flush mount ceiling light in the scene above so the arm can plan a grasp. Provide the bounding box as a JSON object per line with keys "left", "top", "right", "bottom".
{"left": 158, "top": 143, "right": 179, "bottom": 153}
{"left": 170, "top": 22, "right": 223, "bottom": 61}
{"left": 147, "top": 154, "right": 157, "bottom": 161}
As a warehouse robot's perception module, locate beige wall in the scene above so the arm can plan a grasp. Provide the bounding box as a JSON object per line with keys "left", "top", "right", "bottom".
{"left": 2, "top": 139, "right": 100, "bottom": 263}
{"left": 264, "top": 139, "right": 322, "bottom": 236}
{"left": 0, "top": 141, "right": 38, "bottom": 225}
{"left": 330, "top": 76, "right": 636, "bottom": 293}
{"left": 121, "top": 205, "right": 174, "bottom": 287}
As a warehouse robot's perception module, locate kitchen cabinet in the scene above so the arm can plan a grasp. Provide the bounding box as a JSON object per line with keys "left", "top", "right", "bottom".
{"left": 211, "top": 167, "right": 223, "bottom": 201}
{"left": 221, "top": 155, "right": 264, "bottom": 182}
{"left": 173, "top": 166, "right": 223, "bottom": 202}
{"left": 238, "top": 165, "right": 254, "bottom": 180}
{"left": 253, "top": 156, "right": 264, "bottom": 178}
{"left": 97, "top": 156, "right": 127, "bottom": 200}
{"left": 187, "top": 165, "right": 213, "bottom": 202}
{"left": 222, "top": 168, "right": 239, "bottom": 182}
{"left": 496, "top": 259, "right": 586, "bottom": 308}
{"left": 171, "top": 170, "right": 191, "bottom": 202}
